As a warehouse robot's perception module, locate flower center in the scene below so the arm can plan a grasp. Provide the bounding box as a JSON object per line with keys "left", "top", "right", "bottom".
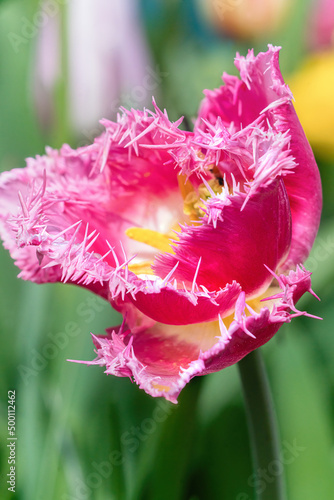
{"left": 125, "top": 227, "right": 174, "bottom": 254}
{"left": 125, "top": 227, "right": 176, "bottom": 276}
{"left": 182, "top": 177, "right": 223, "bottom": 219}
{"left": 125, "top": 173, "right": 223, "bottom": 277}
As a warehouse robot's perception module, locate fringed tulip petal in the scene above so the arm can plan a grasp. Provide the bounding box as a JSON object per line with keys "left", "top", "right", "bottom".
{"left": 0, "top": 46, "right": 321, "bottom": 402}
{"left": 196, "top": 45, "right": 322, "bottom": 268}
{"left": 154, "top": 179, "right": 291, "bottom": 298}
{"left": 75, "top": 266, "right": 318, "bottom": 402}
{"left": 128, "top": 279, "right": 242, "bottom": 325}
{"left": 0, "top": 104, "right": 186, "bottom": 294}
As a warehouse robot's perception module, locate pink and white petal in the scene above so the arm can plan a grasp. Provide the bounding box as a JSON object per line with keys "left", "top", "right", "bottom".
{"left": 0, "top": 167, "right": 61, "bottom": 283}
{"left": 128, "top": 279, "right": 242, "bottom": 325}
{"left": 235, "top": 47, "right": 322, "bottom": 267}
{"left": 71, "top": 320, "right": 220, "bottom": 404}
{"left": 196, "top": 45, "right": 321, "bottom": 268}
{"left": 202, "top": 265, "right": 320, "bottom": 373}
{"left": 59, "top": 105, "right": 188, "bottom": 259}
{"left": 273, "top": 102, "right": 322, "bottom": 270}
{"left": 0, "top": 103, "right": 190, "bottom": 291}
{"left": 93, "top": 101, "right": 185, "bottom": 200}
{"left": 196, "top": 45, "right": 291, "bottom": 134}
{"left": 153, "top": 178, "right": 291, "bottom": 298}
{"left": 110, "top": 295, "right": 157, "bottom": 333}
{"left": 4, "top": 164, "right": 181, "bottom": 303}
{"left": 75, "top": 265, "right": 318, "bottom": 402}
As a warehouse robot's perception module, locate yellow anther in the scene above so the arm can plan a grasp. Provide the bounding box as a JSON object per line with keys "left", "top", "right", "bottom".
{"left": 127, "top": 261, "right": 155, "bottom": 276}
{"left": 125, "top": 227, "right": 174, "bottom": 253}
{"left": 177, "top": 173, "right": 196, "bottom": 200}
{"left": 182, "top": 178, "right": 223, "bottom": 219}
{"left": 152, "top": 383, "right": 170, "bottom": 392}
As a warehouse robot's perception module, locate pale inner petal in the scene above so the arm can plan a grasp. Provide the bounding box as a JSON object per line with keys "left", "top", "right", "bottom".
{"left": 126, "top": 175, "right": 224, "bottom": 277}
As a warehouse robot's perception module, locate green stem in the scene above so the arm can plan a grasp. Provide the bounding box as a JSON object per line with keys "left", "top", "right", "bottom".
{"left": 238, "top": 349, "right": 286, "bottom": 500}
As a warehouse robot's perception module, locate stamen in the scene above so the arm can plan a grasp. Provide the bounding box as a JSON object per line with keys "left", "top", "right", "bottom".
{"left": 177, "top": 173, "right": 195, "bottom": 200}
{"left": 125, "top": 227, "right": 174, "bottom": 253}
{"left": 182, "top": 178, "right": 223, "bottom": 219}
{"left": 152, "top": 383, "right": 171, "bottom": 392}
{"left": 128, "top": 261, "right": 155, "bottom": 276}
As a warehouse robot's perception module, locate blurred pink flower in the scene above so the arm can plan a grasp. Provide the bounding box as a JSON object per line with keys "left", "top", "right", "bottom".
{"left": 33, "top": 0, "right": 152, "bottom": 133}
{"left": 0, "top": 46, "right": 322, "bottom": 402}
{"left": 308, "top": 0, "right": 334, "bottom": 50}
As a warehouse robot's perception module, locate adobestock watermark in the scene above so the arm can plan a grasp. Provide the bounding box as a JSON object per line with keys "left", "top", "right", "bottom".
{"left": 77, "top": 64, "right": 169, "bottom": 148}
{"left": 110, "top": 65, "right": 169, "bottom": 115}
{"left": 17, "top": 295, "right": 107, "bottom": 385}
{"left": 305, "top": 234, "right": 334, "bottom": 272}
{"left": 61, "top": 400, "right": 174, "bottom": 500}
{"left": 7, "top": 0, "right": 69, "bottom": 54}
{"left": 236, "top": 439, "right": 306, "bottom": 499}
{"left": 212, "top": 0, "right": 244, "bottom": 20}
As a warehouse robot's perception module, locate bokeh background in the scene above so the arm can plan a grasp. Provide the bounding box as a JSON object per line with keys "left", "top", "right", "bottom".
{"left": 1, "top": 0, "right": 334, "bottom": 499}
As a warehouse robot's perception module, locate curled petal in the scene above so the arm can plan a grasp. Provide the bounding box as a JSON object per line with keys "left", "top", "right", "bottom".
{"left": 0, "top": 46, "right": 322, "bottom": 402}
{"left": 235, "top": 47, "right": 322, "bottom": 267}
{"left": 274, "top": 94, "right": 322, "bottom": 270}
{"left": 0, "top": 166, "right": 62, "bottom": 283}
{"left": 75, "top": 266, "right": 318, "bottom": 402}
{"left": 196, "top": 45, "right": 321, "bottom": 269}
{"left": 196, "top": 45, "right": 292, "bottom": 132}
{"left": 0, "top": 102, "right": 187, "bottom": 292}
{"left": 154, "top": 179, "right": 291, "bottom": 298}
{"left": 129, "top": 279, "right": 242, "bottom": 325}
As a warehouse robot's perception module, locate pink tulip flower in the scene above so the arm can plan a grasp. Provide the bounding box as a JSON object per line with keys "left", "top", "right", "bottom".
{"left": 0, "top": 46, "right": 322, "bottom": 402}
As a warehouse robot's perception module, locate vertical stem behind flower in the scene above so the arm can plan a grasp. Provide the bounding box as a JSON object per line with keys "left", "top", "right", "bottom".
{"left": 238, "top": 349, "right": 286, "bottom": 500}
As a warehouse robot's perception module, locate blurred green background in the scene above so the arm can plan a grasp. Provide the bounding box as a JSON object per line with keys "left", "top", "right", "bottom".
{"left": 1, "top": 0, "right": 334, "bottom": 499}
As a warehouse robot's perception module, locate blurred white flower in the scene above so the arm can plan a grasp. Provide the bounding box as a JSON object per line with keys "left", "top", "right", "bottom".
{"left": 33, "top": 0, "right": 153, "bottom": 136}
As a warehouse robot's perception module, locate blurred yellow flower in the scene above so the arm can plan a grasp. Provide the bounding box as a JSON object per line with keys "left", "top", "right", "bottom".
{"left": 289, "top": 51, "right": 334, "bottom": 159}
{"left": 198, "top": 0, "right": 292, "bottom": 40}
